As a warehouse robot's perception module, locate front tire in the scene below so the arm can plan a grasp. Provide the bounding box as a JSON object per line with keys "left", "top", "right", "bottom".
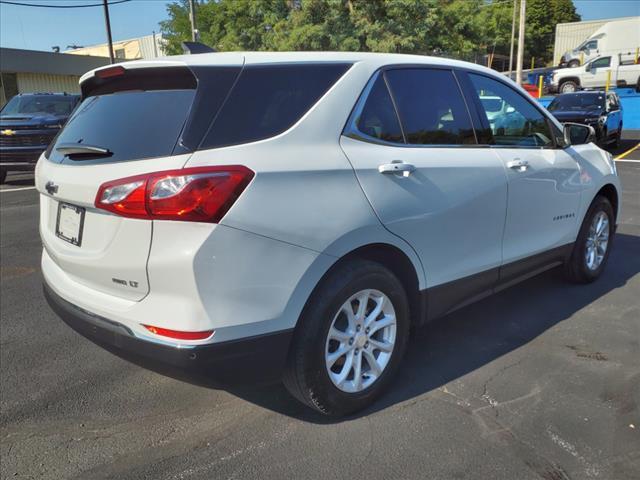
{"left": 283, "top": 259, "right": 410, "bottom": 416}
{"left": 560, "top": 80, "right": 579, "bottom": 93}
{"left": 612, "top": 124, "right": 622, "bottom": 148}
{"left": 565, "top": 196, "right": 614, "bottom": 283}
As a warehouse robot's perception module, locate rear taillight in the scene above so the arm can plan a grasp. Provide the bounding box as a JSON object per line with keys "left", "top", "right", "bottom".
{"left": 95, "top": 166, "right": 254, "bottom": 222}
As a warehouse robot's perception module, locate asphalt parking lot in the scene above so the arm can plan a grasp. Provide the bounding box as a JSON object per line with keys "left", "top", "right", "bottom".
{"left": 1, "top": 143, "right": 639, "bottom": 479}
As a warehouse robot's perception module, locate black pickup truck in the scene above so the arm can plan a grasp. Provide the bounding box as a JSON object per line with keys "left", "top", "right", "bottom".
{"left": 0, "top": 93, "right": 80, "bottom": 183}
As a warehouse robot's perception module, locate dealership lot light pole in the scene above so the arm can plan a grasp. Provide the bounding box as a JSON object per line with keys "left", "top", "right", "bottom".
{"left": 102, "top": 0, "right": 115, "bottom": 63}
{"left": 189, "top": 0, "right": 199, "bottom": 42}
{"left": 508, "top": 0, "right": 517, "bottom": 76}
{"left": 515, "top": 0, "right": 526, "bottom": 85}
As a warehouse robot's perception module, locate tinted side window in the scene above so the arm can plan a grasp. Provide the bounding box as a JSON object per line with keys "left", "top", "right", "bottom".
{"left": 385, "top": 69, "right": 475, "bottom": 145}
{"left": 351, "top": 74, "right": 404, "bottom": 143}
{"left": 591, "top": 57, "right": 611, "bottom": 68}
{"left": 468, "top": 73, "right": 553, "bottom": 147}
{"left": 201, "top": 63, "right": 351, "bottom": 149}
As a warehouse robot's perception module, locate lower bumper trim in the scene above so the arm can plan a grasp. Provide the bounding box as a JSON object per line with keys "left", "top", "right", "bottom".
{"left": 43, "top": 281, "right": 293, "bottom": 386}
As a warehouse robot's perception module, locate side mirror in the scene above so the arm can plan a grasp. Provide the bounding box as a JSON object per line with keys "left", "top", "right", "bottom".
{"left": 584, "top": 63, "right": 591, "bottom": 72}
{"left": 506, "top": 106, "right": 516, "bottom": 114}
{"left": 563, "top": 122, "right": 596, "bottom": 146}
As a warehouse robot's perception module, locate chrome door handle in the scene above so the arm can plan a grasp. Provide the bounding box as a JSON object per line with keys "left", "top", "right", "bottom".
{"left": 507, "top": 159, "right": 529, "bottom": 172}
{"left": 378, "top": 161, "right": 416, "bottom": 177}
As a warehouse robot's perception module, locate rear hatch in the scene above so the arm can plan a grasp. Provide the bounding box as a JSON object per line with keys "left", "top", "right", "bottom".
{"left": 37, "top": 59, "right": 243, "bottom": 300}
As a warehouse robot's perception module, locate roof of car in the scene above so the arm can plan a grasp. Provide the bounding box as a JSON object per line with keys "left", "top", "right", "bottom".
{"left": 80, "top": 51, "right": 501, "bottom": 84}
{"left": 17, "top": 92, "right": 79, "bottom": 97}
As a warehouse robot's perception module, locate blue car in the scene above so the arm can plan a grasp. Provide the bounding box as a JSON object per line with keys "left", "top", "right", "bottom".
{"left": 547, "top": 91, "right": 623, "bottom": 149}
{"left": 0, "top": 93, "right": 80, "bottom": 183}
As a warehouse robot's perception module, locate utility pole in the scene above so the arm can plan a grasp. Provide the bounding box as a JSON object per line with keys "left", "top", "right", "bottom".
{"left": 102, "top": 0, "right": 115, "bottom": 63}
{"left": 515, "top": 0, "right": 526, "bottom": 85}
{"left": 189, "top": 0, "right": 198, "bottom": 42}
{"left": 508, "top": 0, "right": 517, "bottom": 77}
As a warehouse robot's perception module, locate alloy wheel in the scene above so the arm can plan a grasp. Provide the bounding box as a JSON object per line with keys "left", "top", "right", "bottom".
{"left": 585, "top": 211, "right": 610, "bottom": 271}
{"left": 325, "top": 289, "right": 397, "bottom": 393}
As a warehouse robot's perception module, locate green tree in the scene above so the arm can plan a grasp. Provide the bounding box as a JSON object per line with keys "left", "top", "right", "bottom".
{"left": 160, "top": 0, "right": 580, "bottom": 69}
{"left": 526, "top": 0, "right": 580, "bottom": 66}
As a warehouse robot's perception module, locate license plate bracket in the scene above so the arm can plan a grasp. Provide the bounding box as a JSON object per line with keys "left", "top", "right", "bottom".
{"left": 55, "top": 202, "right": 85, "bottom": 247}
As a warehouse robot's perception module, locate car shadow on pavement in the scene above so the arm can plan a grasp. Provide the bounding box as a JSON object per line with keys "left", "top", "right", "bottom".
{"left": 609, "top": 138, "right": 639, "bottom": 156}
{"left": 224, "top": 232, "right": 640, "bottom": 423}
{"left": 98, "top": 233, "right": 639, "bottom": 424}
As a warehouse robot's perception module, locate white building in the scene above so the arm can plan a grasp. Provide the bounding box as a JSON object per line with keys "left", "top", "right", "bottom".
{"left": 66, "top": 33, "right": 166, "bottom": 60}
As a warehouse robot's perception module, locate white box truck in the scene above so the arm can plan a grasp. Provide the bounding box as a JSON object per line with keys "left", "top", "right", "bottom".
{"left": 559, "top": 17, "right": 640, "bottom": 68}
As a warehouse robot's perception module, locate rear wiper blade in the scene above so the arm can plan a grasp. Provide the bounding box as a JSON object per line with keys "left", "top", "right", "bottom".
{"left": 56, "top": 143, "right": 111, "bottom": 156}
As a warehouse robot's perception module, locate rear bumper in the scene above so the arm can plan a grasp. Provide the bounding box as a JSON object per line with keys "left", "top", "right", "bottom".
{"left": 43, "top": 281, "right": 293, "bottom": 386}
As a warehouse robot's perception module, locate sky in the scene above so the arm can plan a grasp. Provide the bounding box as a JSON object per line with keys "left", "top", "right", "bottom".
{"left": 0, "top": 0, "right": 639, "bottom": 53}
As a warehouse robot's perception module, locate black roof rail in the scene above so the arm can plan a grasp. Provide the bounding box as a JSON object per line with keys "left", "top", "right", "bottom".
{"left": 181, "top": 42, "right": 216, "bottom": 55}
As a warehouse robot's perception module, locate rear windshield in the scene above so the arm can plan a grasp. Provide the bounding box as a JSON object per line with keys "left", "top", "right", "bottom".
{"left": 200, "top": 63, "right": 352, "bottom": 149}
{"left": 48, "top": 89, "right": 195, "bottom": 164}
{"left": 1, "top": 95, "right": 78, "bottom": 116}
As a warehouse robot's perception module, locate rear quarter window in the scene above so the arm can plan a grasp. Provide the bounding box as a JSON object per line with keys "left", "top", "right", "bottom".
{"left": 200, "top": 63, "right": 351, "bottom": 149}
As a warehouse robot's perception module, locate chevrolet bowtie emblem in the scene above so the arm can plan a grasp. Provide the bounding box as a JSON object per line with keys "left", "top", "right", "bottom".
{"left": 1, "top": 129, "right": 16, "bottom": 136}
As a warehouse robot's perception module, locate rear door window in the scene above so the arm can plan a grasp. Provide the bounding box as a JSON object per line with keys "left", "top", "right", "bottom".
{"left": 384, "top": 68, "right": 476, "bottom": 145}
{"left": 200, "top": 63, "right": 351, "bottom": 149}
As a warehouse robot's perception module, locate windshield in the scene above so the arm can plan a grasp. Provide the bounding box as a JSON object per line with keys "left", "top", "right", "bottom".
{"left": 1, "top": 95, "right": 78, "bottom": 116}
{"left": 548, "top": 93, "right": 605, "bottom": 112}
{"left": 480, "top": 97, "right": 503, "bottom": 113}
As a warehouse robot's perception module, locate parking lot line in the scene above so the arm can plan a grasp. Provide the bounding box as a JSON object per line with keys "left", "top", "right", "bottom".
{"left": 615, "top": 142, "right": 640, "bottom": 161}
{"left": 0, "top": 186, "right": 37, "bottom": 193}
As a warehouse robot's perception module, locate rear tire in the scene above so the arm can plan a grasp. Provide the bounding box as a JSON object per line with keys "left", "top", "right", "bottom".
{"left": 564, "top": 196, "right": 614, "bottom": 284}
{"left": 283, "top": 259, "right": 410, "bottom": 416}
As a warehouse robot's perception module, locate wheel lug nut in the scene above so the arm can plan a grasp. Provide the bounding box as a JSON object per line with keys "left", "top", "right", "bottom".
{"left": 365, "top": 328, "right": 370, "bottom": 334}
{"left": 365, "top": 342, "right": 369, "bottom": 348}
{"left": 355, "top": 349, "right": 359, "bottom": 354}
{"left": 356, "top": 325, "right": 361, "bottom": 331}
{"left": 349, "top": 338, "right": 354, "bottom": 345}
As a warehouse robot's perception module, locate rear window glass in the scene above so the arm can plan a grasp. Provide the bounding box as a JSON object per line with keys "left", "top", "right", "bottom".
{"left": 48, "top": 89, "right": 195, "bottom": 164}
{"left": 200, "top": 63, "right": 351, "bottom": 149}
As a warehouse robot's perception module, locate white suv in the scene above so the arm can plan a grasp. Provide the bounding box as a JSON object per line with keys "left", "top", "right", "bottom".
{"left": 38, "top": 52, "right": 620, "bottom": 416}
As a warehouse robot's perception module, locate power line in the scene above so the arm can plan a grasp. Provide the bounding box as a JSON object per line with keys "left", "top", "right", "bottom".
{"left": 0, "top": 0, "right": 130, "bottom": 8}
